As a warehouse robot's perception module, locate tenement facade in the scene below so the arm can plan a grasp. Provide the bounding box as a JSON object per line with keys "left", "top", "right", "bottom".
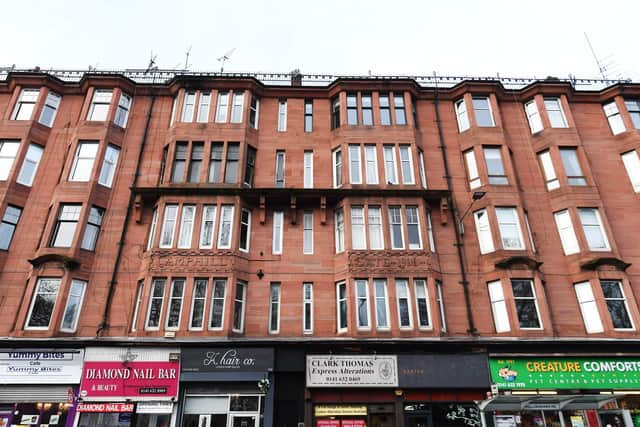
{"left": 1, "top": 68, "right": 640, "bottom": 427}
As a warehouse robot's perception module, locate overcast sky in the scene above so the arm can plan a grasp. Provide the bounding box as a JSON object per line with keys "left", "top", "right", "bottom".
{"left": 3, "top": 0, "right": 638, "bottom": 80}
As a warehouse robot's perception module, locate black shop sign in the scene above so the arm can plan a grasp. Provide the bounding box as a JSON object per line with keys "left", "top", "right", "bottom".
{"left": 182, "top": 348, "right": 274, "bottom": 372}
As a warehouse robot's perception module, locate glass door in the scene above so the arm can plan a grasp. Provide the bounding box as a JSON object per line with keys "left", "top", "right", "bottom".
{"left": 229, "top": 414, "right": 257, "bottom": 427}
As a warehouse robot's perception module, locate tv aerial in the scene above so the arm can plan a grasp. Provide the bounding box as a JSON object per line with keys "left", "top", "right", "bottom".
{"left": 217, "top": 48, "right": 236, "bottom": 72}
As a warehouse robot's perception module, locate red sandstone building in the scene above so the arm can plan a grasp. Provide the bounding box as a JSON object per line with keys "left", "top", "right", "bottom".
{"left": 1, "top": 68, "right": 640, "bottom": 427}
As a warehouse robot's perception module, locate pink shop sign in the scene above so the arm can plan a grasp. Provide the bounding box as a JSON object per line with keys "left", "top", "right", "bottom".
{"left": 80, "top": 361, "right": 179, "bottom": 399}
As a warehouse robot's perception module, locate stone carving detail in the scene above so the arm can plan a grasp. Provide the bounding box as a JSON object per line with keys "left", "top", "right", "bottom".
{"left": 348, "top": 251, "right": 432, "bottom": 274}
{"left": 147, "top": 250, "right": 237, "bottom": 273}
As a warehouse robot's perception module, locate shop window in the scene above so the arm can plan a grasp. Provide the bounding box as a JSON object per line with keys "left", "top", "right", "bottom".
{"left": 406, "top": 206, "right": 422, "bottom": 250}
{"left": 374, "top": 279, "right": 390, "bottom": 329}
{"left": 379, "top": 93, "right": 391, "bottom": 125}
{"left": 554, "top": 209, "right": 579, "bottom": 255}
{"left": 98, "top": 144, "right": 120, "bottom": 187}
{"left": 388, "top": 206, "right": 405, "bottom": 249}
{"left": 455, "top": 99, "right": 470, "bottom": 132}
{"left": 177, "top": 205, "right": 196, "bottom": 249}
{"left": 217, "top": 205, "right": 234, "bottom": 249}
{"left": 303, "top": 150, "right": 313, "bottom": 188}
{"left": 114, "top": 93, "right": 131, "bottom": 127}
{"left": 244, "top": 146, "right": 257, "bottom": 187}
{"left": 215, "top": 92, "right": 229, "bottom": 123}
{"left": 239, "top": 209, "right": 251, "bottom": 253}
{"left": 232, "top": 281, "right": 247, "bottom": 333}
{"left": 525, "top": 100, "right": 543, "bottom": 133}
{"left": 426, "top": 211, "right": 436, "bottom": 253}
{"left": 249, "top": 96, "right": 259, "bottom": 129}
{"left": 578, "top": 208, "right": 609, "bottom": 251}
{"left": 601, "top": 280, "right": 634, "bottom": 330}
{"left": 347, "top": 93, "right": 358, "bottom": 125}
{"left": 335, "top": 208, "right": 344, "bottom": 253}
{"left": 496, "top": 207, "right": 525, "bottom": 250}
{"left": 364, "top": 145, "right": 378, "bottom": 185}
{"left": 511, "top": 279, "right": 541, "bottom": 329}
{"left": 488, "top": 280, "right": 510, "bottom": 333}
{"left": 303, "top": 283, "right": 313, "bottom": 333}
{"left": 544, "top": 97, "right": 568, "bottom": 128}
{"left": 574, "top": 281, "right": 604, "bottom": 333}
{"left": 209, "top": 279, "right": 226, "bottom": 330}
{"left": 559, "top": 148, "right": 586, "bottom": 186}
{"left": 355, "top": 279, "right": 371, "bottom": 330}
{"left": 351, "top": 206, "right": 366, "bottom": 250}
{"left": 362, "top": 93, "right": 373, "bottom": 125}
{"left": 414, "top": 279, "right": 431, "bottom": 329}
{"left": 383, "top": 145, "right": 398, "bottom": 184}
{"left": 0, "top": 140, "right": 20, "bottom": 181}
{"left": 147, "top": 208, "right": 158, "bottom": 250}
{"left": 395, "top": 279, "right": 413, "bottom": 329}
{"left": 199, "top": 205, "right": 216, "bottom": 249}
{"left": 332, "top": 148, "right": 343, "bottom": 188}
{"left": 269, "top": 282, "right": 281, "bottom": 333}
{"left": 197, "top": 92, "right": 211, "bottom": 123}
{"left": 165, "top": 278, "right": 185, "bottom": 330}
{"left": 399, "top": 145, "right": 414, "bottom": 184}
{"left": 87, "top": 89, "right": 112, "bottom": 121}
{"left": 368, "top": 206, "right": 384, "bottom": 250}
{"left": 349, "top": 145, "right": 362, "bottom": 184}
{"left": 473, "top": 209, "right": 495, "bottom": 254}
{"left": 336, "top": 281, "right": 347, "bottom": 332}
{"left": 463, "top": 149, "right": 481, "bottom": 189}
{"left": 303, "top": 211, "right": 313, "bottom": 254}
{"left": 272, "top": 211, "right": 283, "bottom": 254}
{"left": 436, "top": 280, "right": 446, "bottom": 332}
{"left": 60, "top": 279, "right": 87, "bottom": 332}
{"left": 626, "top": 99, "right": 640, "bottom": 128}
{"left": 621, "top": 150, "right": 640, "bottom": 192}
{"left": 603, "top": 101, "right": 625, "bottom": 135}
{"left": 187, "top": 142, "right": 204, "bottom": 183}
{"left": 80, "top": 206, "right": 105, "bottom": 251}
{"left": 473, "top": 96, "right": 495, "bottom": 127}
{"left": 38, "top": 91, "right": 61, "bottom": 127}
{"left": 277, "top": 100, "right": 287, "bottom": 131}
{"left": 69, "top": 141, "right": 98, "bottom": 182}
{"left": 189, "top": 279, "right": 209, "bottom": 331}
{"left": 50, "top": 204, "right": 82, "bottom": 247}
{"left": 224, "top": 143, "right": 240, "bottom": 184}
{"left": 209, "top": 142, "right": 224, "bottom": 183}
{"left": 145, "top": 278, "right": 166, "bottom": 330}
{"left": 159, "top": 205, "right": 178, "bottom": 248}
{"left": 394, "top": 93, "right": 407, "bottom": 125}
{"left": 131, "top": 280, "right": 144, "bottom": 332}
{"left": 230, "top": 91, "right": 244, "bottom": 123}
{"left": 25, "top": 278, "right": 60, "bottom": 330}
{"left": 331, "top": 96, "right": 340, "bottom": 129}
{"left": 304, "top": 99, "right": 313, "bottom": 132}
{"left": 538, "top": 150, "right": 559, "bottom": 190}
{"left": 275, "top": 150, "right": 285, "bottom": 187}
{"left": 12, "top": 88, "right": 40, "bottom": 120}
{"left": 0, "top": 205, "right": 22, "bottom": 250}
{"left": 483, "top": 146, "right": 508, "bottom": 185}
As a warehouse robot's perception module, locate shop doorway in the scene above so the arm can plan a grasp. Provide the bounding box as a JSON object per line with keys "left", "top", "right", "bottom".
{"left": 230, "top": 414, "right": 257, "bottom": 427}
{"left": 405, "top": 414, "right": 432, "bottom": 427}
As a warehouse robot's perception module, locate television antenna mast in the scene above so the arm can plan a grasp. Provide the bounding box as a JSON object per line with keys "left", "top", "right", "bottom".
{"left": 584, "top": 32, "right": 609, "bottom": 79}
{"left": 217, "top": 48, "right": 236, "bottom": 72}
{"left": 184, "top": 46, "right": 192, "bottom": 70}
{"left": 145, "top": 51, "right": 158, "bottom": 74}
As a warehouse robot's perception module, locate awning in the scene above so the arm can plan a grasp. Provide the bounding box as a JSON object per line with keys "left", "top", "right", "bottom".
{"left": 478, "top": 394, "right": 618, "bottom": 411}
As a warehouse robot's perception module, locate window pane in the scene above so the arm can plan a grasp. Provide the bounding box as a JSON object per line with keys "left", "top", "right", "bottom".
{"left": 455, "top": 99, "right": 469, "bottom": 131}
{"left": 483, "top": 147, "right": 508, "bottom": 185}
{"left": 368, "top": 207, "right": 383, "bottom": 250}
{"left": 560, "top": 148, "right": 586, "bottom": 186}
{"left": 27, "top": 278, "right": 61, "bottom": 328}
{"left": 374, "top": 280, "right": 388, "bottom": 328}
{"left": 146, "top": 279, "right": 166, "bottom": 329}
{"left": 389, "top": 207, "right": 404, "bottom": 249}
{"left": 511, "top": 279, "right": 540, "bottom": 328}
{"left": 210, "top": 279, "right": 226, "bottom": 329}
{"left": 17, "top": 144, "right": 44, "bottom": 186}
{"left": 61, "top": 279, "right": 86, "bottom": 331}
{"left": 544, "top": 98, "right": 568, "bottom": 128}
{"left": 218, "top": 205, "right": 234, "bottom": 249}
{"left": 473, "top": 97, "right": 494, "bottom": 126}
{"left": 70, "top": 142, "right": 98, "bottom": 181}
{"left": 351, "top": 207, "right": 366, "bottom": 250}
{"left": 496, "top": 207, "right": 524, "bottom": 250}
{"left": 578, "top": 208, "right": 609, "bottom": 250}
{"left": 554, "top": 210, "right": 579, "bottom": 255}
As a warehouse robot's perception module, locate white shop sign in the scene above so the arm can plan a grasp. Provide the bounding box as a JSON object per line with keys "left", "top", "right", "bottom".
{"left": 0, "top": 349, "right": 84, "bottom": 384}
{"left": 136, "top": 401, "right": 174, "bottom": 414}
{"left": 306, "top": 355, "right": 398, "bottom": 387}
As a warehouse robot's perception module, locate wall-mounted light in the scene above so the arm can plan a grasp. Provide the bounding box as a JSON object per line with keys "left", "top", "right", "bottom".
{"left": 257, "top": 269, "right": 264, "bottom": 280}
{"left": 458, "top": 191, "right": 486, "bottom": 235}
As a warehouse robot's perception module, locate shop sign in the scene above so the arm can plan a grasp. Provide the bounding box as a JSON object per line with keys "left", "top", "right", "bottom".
{"left": 525, "top": 403, "right": 561, "bottom": 410}
{"left": 307, "top": 355, "right": 398, "bottom": 387}
{"left": 0, "top": 349, "right": 84, "bottom": 384}
{"left": 314, "top": 405, "right": 367, "bottom": 417}
{"left": 136, "top": 401, "right": 174, "bottom": 414}
{"left": 181, "top": 348, "right": 274, "bottom": 372}
{"left": 398, "top": 354, "right": 489, "bottom": 388}
{"left": 317, "top": 421, "right": 340, "bottom": 427}
{"left": 77, "top": 403, "right": 134, "bottom": 412}
{"left": 342, "top": 421, "right": 365, "bottom": 427}
{"left": 80, "top": 361, "right": 179, "bottom": 399}
{"left": 490, "top": 357, "right": 640, "bottom": 390}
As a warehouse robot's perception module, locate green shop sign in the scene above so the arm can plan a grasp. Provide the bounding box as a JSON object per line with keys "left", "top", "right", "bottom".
{"left": 490, "top": 357, "right": 640, "bottom": 390}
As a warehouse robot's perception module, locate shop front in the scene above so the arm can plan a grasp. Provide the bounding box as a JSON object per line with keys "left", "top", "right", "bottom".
{"left": 482, "top": 356, "right": 640, "bottom": 427}
{"left": 397, "top": 354, "right": 490, "bottom": 427}
{"left": 306, "top": 354, "right": 399, "bottom": 427}
{"left": 76, "top": 347, "right": 180, "bottom": 427}
{"left": 179, "top": 347, "right": 274, "bottom": 427}
{"left": 0, "top": 348, "right": 84, "bottom": 427}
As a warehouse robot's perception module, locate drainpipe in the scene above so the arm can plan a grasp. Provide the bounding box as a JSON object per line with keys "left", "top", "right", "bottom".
{"left": 97, "top": 88, "right": 157, "bottom": 337}
{"left": 433, "top": 82, "right": 478, "bottom": 335}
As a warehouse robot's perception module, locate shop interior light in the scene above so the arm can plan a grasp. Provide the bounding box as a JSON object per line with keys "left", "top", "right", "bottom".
{"left": 511, "top": 391, "right": 538, "bottom": 395}
{"left": 599, "top": 391, "right": 614, "bottom": 395}
{"left": 614, "top": 391, "right": 640, "bottom": 395}
{"left": 537, "top": 391, "right": 558, "bottom": 395}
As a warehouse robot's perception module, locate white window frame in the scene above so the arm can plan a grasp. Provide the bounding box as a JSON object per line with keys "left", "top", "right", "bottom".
{"left": 578, "top": 208, "right": 610, "bottom": 251}
{"left": 349, "top": 145, "right": 362, "bottom": 184}
{"left": 575, "top": 281, "right": 604, "bottom": 333}
{"left": 60, "top": 279, "right": 87, "bottom": 333}
{"left": 473, "top": 209, "right": 495, "bottom": 254}
{"left": 511, "top": 279, "right": 543, "bottom": 330}
{"left": 496, "top": 207, "right": 525, "bottom": 250}
{"left": 525, "top": 100, "right": 543, "bottom": 133}
{"left": 488, "top": 280, "right": 510, "bottom": 333}
{"left": 355, "top": 279, "right": 371, "bottom": 330}
{"left": 38, "top": 91, "right": 61, "bottom": 127}
{"left": 524, "top": 212, "right": 536, "bottom": 253}
{"left": 603, "top": 101, "right": 625, "bottom": 135}
{"left": 388, "top": 206, "right": 405, "bottom": 250}
{"left": 395, "top": 279, "right": 413, "bottom": 329}
{"left": 622, "top": 150, "right": 640, "bottom": 193}
{"left": 87, "top": 89, "right": 113, "bottom": 121}
{"left": 25, "top": 278, "right": 60, "bottom": 330}
{"left": 335, "top": 209, "right": 345, "bottom": 253}
{"left": 199, "top": 205, "right": 216, "bottom": 249}
{"left": 303, "top": 211, "right": 314, "bottom": 255}
{"left": 554, "top": 209, "right": 580, "bottom": 255}
{"left": 426, "top": 210, "right": 436, "bottom": 253}
{"left": 196, "top": 92, "right": 211, "bottom": 123}
{"left": 69, "top": 142, "right": 98, "bottom": 182}
{"left": 232, "top": 281, "right": 247, "bottom": 333}
{"left": 455, "top": 98, "right": 470, "bottom": 132}
{"left": 209, "top": 278, "right": 227, "bottom": 330}
{"left": 364, "top": 145, "right": 379, "bottom": 185}
{"left": 131, "top": 281, "right": 144, "bottom": 332}
{"left": 215, "top": 92, "right": 229, "bottom": 123}
{"left": 169, "top": 97, "right": 177, "bottom": 127}
{"left": 383, "top": 145, "right": 398, "bottom": 185}
{"left": 483, "top": 146, "right": 508, "bottom": 185}
{"left": 269, "top": 283, "right": 281, "bottom": 334}
{"left": 538, "top": 150, "right": 559, "bottom": 190}
{"left": 217, "top": 205, "right": 234, "bottom": 249}
{"left": 601, "top": 280, "right": 635, "bottom": 331}
{"left": 159, "top": 205, "right": 178, "bottom": 248}
{"left": 336, "top": 281, "right": 348, "bottom": 333}
{"left": 114, "top": 93, "right": 131, "bottom": 128}
{"left": 304, "top": 150, "right": 314, "bottom": 188}
{"left": 98, "top": 144, "right": 120, "bottom": 187}
{"left": 544, "top": 97, "right": 568, "bottom": 128}
{"left": 249, "top": 96, "right": 260, "bottom": 129}
{"left": 147, "top": 208, "right": 158, "bottom": 250}
{"left": 189, "top": 278, "right": 208, "bottom": 331}
{"left": 12, "top": 88, "right": 40, "bottom": 121}
{"left": 436, "top": 280, "right": 446, "bottom": 332}
{"left": 332, "top": 148, "right": 343, "bottom": 188}
{"left": 0, "top": 140, "right": 20, "bottom": 181}
{"left": 418, "top": 150, "right": 427, "bottom": 188}
{"left": 414, "top": 279, "right": 431, "bottom": 330}
{"left": 367, "top": 206, "right": 384, "bottom": 250}
{"left": 303, "top": 282, "right": 313, "bottom": 334}
{"left": 165, "top": 278, "right": 185, "bottom": 331}
{"left": 351, "top": 206, "right": 367, "bottom": 250}
{"left": 0, "top": 205, "right": 22, "bottom": 250}
{"left": 182, "top": 92, "right": 196, "bottom": 122}
{"left": 405, "top": 206, "right": 423, "bottom": 250}
{"left": 17, "top": 143, "right": 44, "bottom": 186}
{"left": 272, "top": 211, "right": 284, "bottom": 254}
{"left": 230, "top": 91, "right": 244, "bottom": 123}
{"left": 373, "top": 279, "right": 390, "bottom": 330}
{"left": 275, "top": 150, "right": 286, "bottom": 188}
{"left": 239, "top": 208, "right": 251, "bottom": 253}
{"left": 145, "top": 278, "right": 166, "bottom": 331}
{"left": 472, "top": 96, "right": 495, "bottom": 127}
{"left": 464, "top": 149, "right": 481, "bottom": 189}
{"left": 399, "top": 145, "right": 415, "bottom": 184}
{"left": 277, "top": 100, "right": 287, "bottom": 131}
{"left": 177, "top": 205, "right": 196, "bottom": 249}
